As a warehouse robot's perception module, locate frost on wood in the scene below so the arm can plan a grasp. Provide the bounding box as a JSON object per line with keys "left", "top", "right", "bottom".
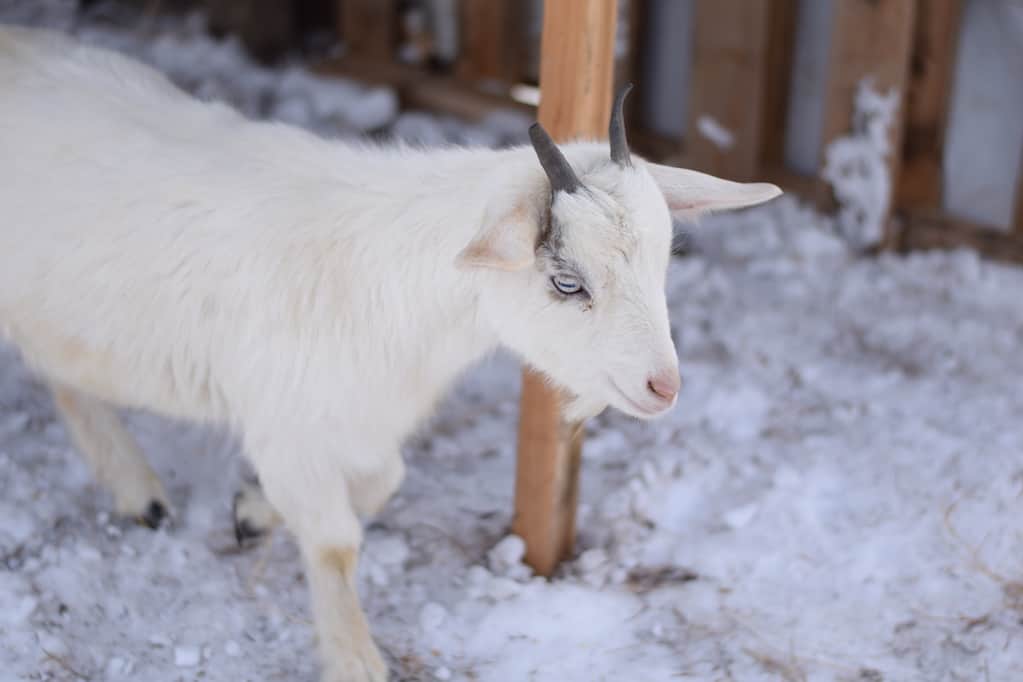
{"left": 821, "top": 78, "right": 900, "bottom": 250}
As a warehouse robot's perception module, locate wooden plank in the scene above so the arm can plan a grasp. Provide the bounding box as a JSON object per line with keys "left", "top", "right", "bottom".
{"left": 314, "top": 56, "right": 535, "bottom": 122}
{"left": 759, "top": 0, "right": 798, "bottom": 169}
{"left": 614, "top": 0, "right": 644, "bottom": 96}
{"left": 513, "top": 0, "right": 618, "bottom": 578}
{"left": 456, "top": 0, "right": 522, "bottom": 84}
{"left": 901, "top": 210, "right": 1023, "bottom": 264}
{"left": 339, "top": 0, "right": 396, "bottom": 61}
{"left": 534, "top": 1, "right": 617, "bottom": 139}
{"left": 896, "top": 0, "right": 964, "bottom": 211}
{"left": 819, "top": 0, "right": 916, "bottom": 219}
{"left": 514, "top": 373, "right": 585, "bottom": 576}
{"left": 617, "top": 1, "right": 686, "bottom": 166}
{"left": 684, "top": 0, "right": 772, "bottom": 182}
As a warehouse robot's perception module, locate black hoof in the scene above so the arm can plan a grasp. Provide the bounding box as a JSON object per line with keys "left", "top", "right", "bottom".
{"left": 232, "top": 492, "right": 267, "bottom": 548}
{"left": 233, "top": 518, "right": 266, "bottom": 547}
{"left": 137, "top": 500, "right": 169, "bottom": 530}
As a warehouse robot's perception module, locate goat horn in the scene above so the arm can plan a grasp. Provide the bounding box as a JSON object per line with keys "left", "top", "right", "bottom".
{"left": 609, "top": 83, "right": 633, "bottom": 167}
{"left": 528, "top": 123, "right": 581, "bottom": 195}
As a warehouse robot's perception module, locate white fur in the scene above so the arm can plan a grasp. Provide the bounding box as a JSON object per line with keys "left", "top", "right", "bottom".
{"left": 0, "top": 25, "right": 780, "bottom": 681}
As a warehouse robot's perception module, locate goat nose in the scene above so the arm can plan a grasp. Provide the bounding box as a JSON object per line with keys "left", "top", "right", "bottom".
{"left": 647, "top": 369, "right": 681, "bottom": 401}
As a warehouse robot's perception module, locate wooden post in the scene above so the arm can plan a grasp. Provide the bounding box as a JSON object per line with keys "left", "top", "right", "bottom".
{"left": 456, "top": 0, "right": 522, "bottom": 85}
{"left": 339, "top": 0, "right": 396, "bottom": 61}
{"left": 759, "top": 0, "right": 798, "bottom": 171}
{"left": 819, "top": 0, "right": 916, "bottom": 217}
{"left": 615, "top": 0, "right": 644, "bottom": 96}
{"left": 684, "top": 0, "right": 773, "bottom": 182}
{"left": 513, "top": 0, "right": 617, "bottom": 578}
{"left": 896, "top": 0, "right": 964, "bottom": 211}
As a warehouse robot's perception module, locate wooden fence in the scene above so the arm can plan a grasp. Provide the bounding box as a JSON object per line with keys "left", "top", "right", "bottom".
{"left": 304, "top": 0, "right": 1023, "bottom": 263}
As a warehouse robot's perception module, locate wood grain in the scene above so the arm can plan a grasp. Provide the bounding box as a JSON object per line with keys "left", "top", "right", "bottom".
{"left": 456, "top": 0, "right": 523, "bottom": 84}
{"left": 759, "top": 0, "right": 797, "bottom": 169}
{"left": 514, "top": 372, "right": 585, "bottom": 577}
{"left": 818, "top": 0, "right": 916, "bottom": 230}
{"left": 684, "top": 0, "right": 772, "bottom": 181}
{"left": 535, "top": 0, "right": 618, "bottom": 140}
{"left": 339, "top": 0, "right": 396, "bottom": 61}
{"left": 896, "top": 0, "right": 964, "bottom": 211}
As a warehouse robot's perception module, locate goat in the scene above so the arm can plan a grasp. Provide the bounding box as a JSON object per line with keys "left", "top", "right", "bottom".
{"left": 0, "top": 25, "right": 780, "bottom": 682}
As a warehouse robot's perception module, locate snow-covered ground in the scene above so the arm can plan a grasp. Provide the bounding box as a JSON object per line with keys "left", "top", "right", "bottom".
{"left": 3, "top": 3, "right": 1023, "bottom": 681}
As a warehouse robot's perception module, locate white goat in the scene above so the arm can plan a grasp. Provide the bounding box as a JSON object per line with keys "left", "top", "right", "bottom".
{"left": 0, "top": 25, "right": 780, "bottom": 682}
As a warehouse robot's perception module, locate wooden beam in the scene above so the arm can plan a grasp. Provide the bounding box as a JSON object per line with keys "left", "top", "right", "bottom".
{"left": 339, "top": 0, "right": 396, "bottom": 61}
{"left": 628, "top": 0, "right": 658, "bottom": 144}
{"left": 896, "top": 0, "right": 964, "bottom": 212}
{"left": 513, "top": 0, "right": 618, "bottom": 578}
{"left": 819, "top": 0, "right": 916, "bottom": 218}
{"left": 314, "top": 56, "right": 534, "bottom": 122}
{"left": 684, "top": 0, "right": 773, "bottom": 182}
{"left": 616, "top": 0, "right": 645, "bottom": 96}
{"left": 759, "top": 0, "right": 798, "bottom": 169}
{"left": 534, "top": 1, "right": 618, "bottom": 139}
{"left": 900, "top": 210, "right": 1023, "bottom": 264}
{"left": 514, "top": 373, "right": 584, "bottom": 576}
{"left": 456, "top": 0, "right": 522, "bottom": 85}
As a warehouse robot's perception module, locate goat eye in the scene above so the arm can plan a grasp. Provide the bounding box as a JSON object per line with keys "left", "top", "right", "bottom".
{"left": 551, "top": 275, "right": 584, "bottom": 296}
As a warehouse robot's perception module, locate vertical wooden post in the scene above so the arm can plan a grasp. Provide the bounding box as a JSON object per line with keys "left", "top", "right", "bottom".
{"left": 684, "top": 0, "right": 773, "bottom": 182}
{"left": 339, "top": 0, "right": 397, "bottom": 61}
{"left": 759, "top": 0, "right": 798, "bottom": 171}
{"left": 896, "top": 0, "right": 964, "bottom": 212}
{"left": 819, "top": 0, "right": 916, "bottom": 215}
{"left": 513, "top": 0, "right": 618, "bottom": 578}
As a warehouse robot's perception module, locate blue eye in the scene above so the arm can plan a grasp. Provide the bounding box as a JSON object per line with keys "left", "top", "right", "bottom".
{"left": 551, "top": 275, "right": 583, "bottom": 295}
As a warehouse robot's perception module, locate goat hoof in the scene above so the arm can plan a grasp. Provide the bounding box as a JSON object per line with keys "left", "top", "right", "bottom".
{"left": 233, "top": 516, "right": 266, "bottom": 547}
{"left": 232, "top": 491, "right": 268, "bottom": 547}
{"left": 231, "top": 484, "right": 281, "bottom": 548}
{"left": 136, "top": 500, "right": 169, "bottom": 530}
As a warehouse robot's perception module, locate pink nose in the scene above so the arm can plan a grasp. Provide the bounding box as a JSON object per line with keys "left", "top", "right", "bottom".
{"left": 647, "top": 369, "right": 681, "bottom": 401}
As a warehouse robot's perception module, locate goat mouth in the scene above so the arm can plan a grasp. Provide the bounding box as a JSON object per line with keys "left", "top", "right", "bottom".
{"left": 608, "top": 377, "right": 671, "bottom": 418}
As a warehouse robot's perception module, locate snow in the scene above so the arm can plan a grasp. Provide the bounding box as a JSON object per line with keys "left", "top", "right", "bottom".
{"left": 3, "top": 2, "right": 1023, "bottom": 681}
{"left": 173, "top": 645, "right": 202, "bottom": 668}
{"left": 822, "top": 79, "right": 900, "bottom": 250}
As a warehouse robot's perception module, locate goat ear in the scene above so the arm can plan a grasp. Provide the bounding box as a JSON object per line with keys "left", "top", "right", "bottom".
{"left": 645, "top": 163, "right": 782, "bottom": 218}
{"left": 456, "top": 202, "right": 538, "bottom": 271}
